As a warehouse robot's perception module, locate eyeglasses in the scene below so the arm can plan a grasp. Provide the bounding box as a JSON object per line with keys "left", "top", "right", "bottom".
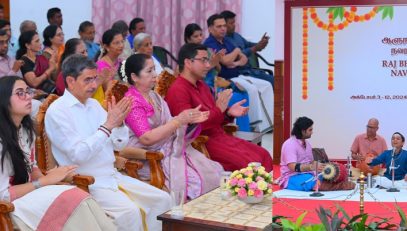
{"left": 14, "top": 88, "right": 35, "bottom": 100}
{"left": 366, "top": 125, "right": 378, "bottom": 129}
{"left": 83, "top": 76, "right": 98, "bottom": 85}
{"left": 191, "top": 57, "right": 210, "bottom": 64}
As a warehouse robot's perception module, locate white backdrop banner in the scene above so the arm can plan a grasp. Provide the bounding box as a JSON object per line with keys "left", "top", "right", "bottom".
{"left": 290, "top": 5, "right": 407, "bottom": 158}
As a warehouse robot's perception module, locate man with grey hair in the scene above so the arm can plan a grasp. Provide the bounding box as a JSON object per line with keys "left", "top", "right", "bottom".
{"left": 19, "top": 20, "right": 37, "bottom": 33}
{"left": 45, "top": 54, "right": 171, "bottom": 231}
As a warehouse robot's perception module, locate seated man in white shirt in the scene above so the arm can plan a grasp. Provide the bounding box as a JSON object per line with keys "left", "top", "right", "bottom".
{"left": 45, "top": 54, "right": 171, "bottom": 231}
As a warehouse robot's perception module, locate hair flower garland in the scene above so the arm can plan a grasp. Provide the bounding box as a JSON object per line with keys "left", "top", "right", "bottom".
{"left": 120, "top": 59, "right": 128, "bottom": 83}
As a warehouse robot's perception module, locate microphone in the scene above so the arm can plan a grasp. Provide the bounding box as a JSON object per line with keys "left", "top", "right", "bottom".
{"left": 309, "top": 161, "right": 324, "bottom": 197}
{"left": 387, "top": 147, "right": 400, "bottom": 192}
{"left": 346, "top": 154, "right": 352, "bottom": 180}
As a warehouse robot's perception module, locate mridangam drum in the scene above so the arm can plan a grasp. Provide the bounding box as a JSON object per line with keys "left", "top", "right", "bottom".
{"left": 322, "top": 162, "right": 347, "bottom": 183}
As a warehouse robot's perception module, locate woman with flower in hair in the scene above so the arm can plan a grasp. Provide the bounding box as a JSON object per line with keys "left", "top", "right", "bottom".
{"left": 120, "top": 53, "right": 224, "bottom": 199}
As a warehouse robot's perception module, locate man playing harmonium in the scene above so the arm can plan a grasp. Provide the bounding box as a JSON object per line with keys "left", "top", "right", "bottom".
{"left": 278, "top": 117, "right": 356, "bottom": 191}
{"left": 351, "top": 118, "right": 387, "bottom": 176}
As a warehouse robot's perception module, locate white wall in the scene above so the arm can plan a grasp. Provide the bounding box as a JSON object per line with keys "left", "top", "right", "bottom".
{"left": 241, "top": 0, "right": 275, "bottom": 68}
{"left": 10, "top": 0, "right": 92, "bottom": 42}
{"left": 274, "top": 0, "right": 284, "bottom": 60}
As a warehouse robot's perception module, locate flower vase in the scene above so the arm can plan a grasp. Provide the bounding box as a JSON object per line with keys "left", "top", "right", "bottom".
{"left": 238, "top": 195, "right": 264, "bottom": 204}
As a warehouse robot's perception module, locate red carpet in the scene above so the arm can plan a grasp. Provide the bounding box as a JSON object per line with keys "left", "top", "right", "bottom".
{"left": 272, "top": 165, "right": 405, "bottom": 225}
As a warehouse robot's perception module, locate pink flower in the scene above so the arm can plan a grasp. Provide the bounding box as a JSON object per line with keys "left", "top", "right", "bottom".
{"left": 268, "top": 183, "right": 273, "bottom": 189}
{"left": 229, "top": 178, "right": 238, "bottom": 186}
{"left": 249, "top": 182, "right": 258, "bottom": 190}
{"left": 254, "top": 189, "right": 264, "bottom": 198}
{"left": 256, "top": 176, "right": 264, "bottom": 182}
{"left": 238, "top": 188, "right": 247, "bottom": 199}
{"left": 237, "top": 179, "right": 246, "bottom": 187}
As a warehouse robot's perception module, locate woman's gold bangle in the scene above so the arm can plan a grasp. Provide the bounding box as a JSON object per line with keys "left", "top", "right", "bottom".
{"left": 171, "top": 119, "right": 181, "bottom": 129}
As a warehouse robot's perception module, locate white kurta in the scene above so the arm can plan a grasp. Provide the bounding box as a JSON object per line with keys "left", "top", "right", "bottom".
{"left": 231, "top": 75, "right": 274, "bottom": 132}
{"left": 152, "top": 55, "right": 164, "bottom": 76}
{"left": 45, "top": 90, "right": 171, "bottom": 231}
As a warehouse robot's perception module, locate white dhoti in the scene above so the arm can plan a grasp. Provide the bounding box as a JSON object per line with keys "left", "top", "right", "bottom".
{"left": 231, "top": 75, "right": 274, "bottom": 132}
{"left": 90, "top": 174, "right": 171, "bottom": 231}
{"left": 373, "top": 176, "right": 407, "bottom": 189}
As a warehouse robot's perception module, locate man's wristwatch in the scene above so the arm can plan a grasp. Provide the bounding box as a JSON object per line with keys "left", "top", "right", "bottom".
{"left": 32, "top": 180, "right": 42, "bottom": 189}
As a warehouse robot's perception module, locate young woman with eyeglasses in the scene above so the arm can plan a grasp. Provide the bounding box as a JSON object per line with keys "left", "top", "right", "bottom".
{"left": 0, "top": 76, "right": 115, "bottom": 230}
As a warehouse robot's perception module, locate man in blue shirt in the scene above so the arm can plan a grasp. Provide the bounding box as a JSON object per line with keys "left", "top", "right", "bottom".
{"left": 203, "top": 14, "right": 274, "bottom": 87}
{"left": 78, "top": 21, "right": 100, "bottom": 60}
{"left": 127, "top": 18, "right": 145, "bottom": 49}
{"left": 368, "top": 132, "right": 407, "bottom": 186}
{"left": 203, "top": 14, "right": 274, "bottom": 132}
{"left": 221, "top": 10, "right": 269, "bottom": 58}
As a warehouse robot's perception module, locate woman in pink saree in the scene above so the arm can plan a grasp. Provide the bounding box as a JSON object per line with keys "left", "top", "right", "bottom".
{"left": 122, "top": 54, "right": 223, "bottom": 199}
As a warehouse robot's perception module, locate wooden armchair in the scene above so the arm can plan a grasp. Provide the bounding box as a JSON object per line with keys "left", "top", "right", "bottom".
{"left": 0, "top": 94, "right": 94, "bottom": 230}
{"left": 36, "top": 94, "right": 142, "bottom": 183}
{"left": 0, "top": 201, "right": 14, "bottom": 231}
{"left": 105, "top": 80, "right": 166, "bottom": 189}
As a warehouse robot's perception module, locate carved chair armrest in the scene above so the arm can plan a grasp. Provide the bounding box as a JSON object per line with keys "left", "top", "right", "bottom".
{"left": 223, "top": 124, "right": 238, "bottom": 135}
{"left": 120, "top": 148, "right": 165, "bottom": 189}
{"left": 124, "top": 159, "right": 143, "bottom": 179}
{"left": 145, "top": 151, "right": 164, "bottom": 161}
{"left": 0, "top": 201, "right": 14, "bottom": 231}
{"left": 120, "top": 147, "right": 147, "bottom": 159}
{"left": 145, "top": 151, "right": 165, "bottom": 189}
{"left": 72, "top": 175, "right": 95, "bottom": 193}
{"left": 192, "top": 135, "right": 211, "bottom": 159}
{"left": 193, "top": 135, "right": 209, "bottom": 144}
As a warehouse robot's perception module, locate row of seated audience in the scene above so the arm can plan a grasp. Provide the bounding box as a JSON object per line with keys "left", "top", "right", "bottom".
{"left": 0, "top": 7, "right": 275, "bottom": 231}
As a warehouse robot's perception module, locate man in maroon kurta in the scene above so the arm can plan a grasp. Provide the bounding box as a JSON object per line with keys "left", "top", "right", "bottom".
{"left": 165, "top": 43, "right": 272, "bottom": 172}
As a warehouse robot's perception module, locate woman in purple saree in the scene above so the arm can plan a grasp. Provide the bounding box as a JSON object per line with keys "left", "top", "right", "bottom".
{"left": 121, "top": 53, "right": 223, "bottom": 199}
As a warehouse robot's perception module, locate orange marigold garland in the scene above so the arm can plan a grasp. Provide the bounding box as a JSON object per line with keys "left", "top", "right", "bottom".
{"left": 302, "top": 6, "right": 383, "bottom": 99}
{"left": 302, "top": 8, "right": 309, "bottom": 99}
{"left": 328, "top": 13, "right": 334, "bottom": 91}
